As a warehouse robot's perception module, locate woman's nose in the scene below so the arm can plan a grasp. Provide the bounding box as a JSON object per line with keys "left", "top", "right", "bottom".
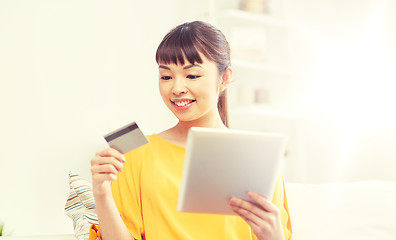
{"left": 172, "top": 78, "right": 188, "bottom": 95}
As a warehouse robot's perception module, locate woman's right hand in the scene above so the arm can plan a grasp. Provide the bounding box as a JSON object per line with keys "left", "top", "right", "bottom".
{"left": 90, "top": 148, "right": 126, "bottom": 196}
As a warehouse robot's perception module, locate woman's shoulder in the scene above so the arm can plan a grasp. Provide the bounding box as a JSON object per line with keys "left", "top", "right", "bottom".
{"left": 147, "top": 133, "right": 185, "bottom": 149}
{"left": 124, "top": 133, "right": 184, "bottom": 163}
{"left": 131, "top": 134, "right": 162, "bottom": 152}
{"left": 146, "top": 134, "right": 160, "bottom": 143}
{"left": 129, "top": 133, "right": 184, "bottom": 153}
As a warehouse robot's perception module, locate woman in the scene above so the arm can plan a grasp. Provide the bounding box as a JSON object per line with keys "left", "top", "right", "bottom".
{"left": 90, "top": 21, "right": 292, "bottom": 240}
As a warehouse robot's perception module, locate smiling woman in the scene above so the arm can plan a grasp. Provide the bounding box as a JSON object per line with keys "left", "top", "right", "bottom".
{"left": 89, "top": 21, "right": 292, "bottom": 240}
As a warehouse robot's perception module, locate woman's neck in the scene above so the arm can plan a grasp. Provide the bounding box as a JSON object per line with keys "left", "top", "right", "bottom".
{"left": 178, "top": 116, "right": 226, "bottom": 131}
{"left": 158, "top": 114, "right": 227, "bottom": 147}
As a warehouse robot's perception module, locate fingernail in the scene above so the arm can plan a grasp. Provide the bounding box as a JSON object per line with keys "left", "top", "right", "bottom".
{"left": 121, "top": 155, "right": 126, "bottom": 162}
{"left": 247, "top": 191, "right": 256, "bottom": 198}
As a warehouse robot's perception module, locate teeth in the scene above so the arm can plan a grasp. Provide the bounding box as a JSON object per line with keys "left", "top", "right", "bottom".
{"left": 174, "top": 100, "right": 192, "bottom": 107}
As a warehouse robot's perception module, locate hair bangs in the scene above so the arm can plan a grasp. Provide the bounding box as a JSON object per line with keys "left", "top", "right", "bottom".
{"left": 156, "top": 25, "right": 205, "bottom": 66}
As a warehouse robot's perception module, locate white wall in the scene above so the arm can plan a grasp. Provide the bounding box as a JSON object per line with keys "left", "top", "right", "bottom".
{"left": 286, "top": 0, "right": 396, "bottom": 183}
{"left": 1, "top": 0, "right": 396, "bottom": 235}
{"left": 0, "top": 0, "right": 199, "bottom": 235}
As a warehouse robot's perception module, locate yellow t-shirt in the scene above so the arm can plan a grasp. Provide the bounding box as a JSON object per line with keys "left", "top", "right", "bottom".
{"left": 90, "top": 134, "right": 292, "bottom": 240}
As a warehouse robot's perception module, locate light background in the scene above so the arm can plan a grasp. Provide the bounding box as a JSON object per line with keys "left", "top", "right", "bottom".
{"left": 0, "top": 0, "right": 395, "bottom": 236}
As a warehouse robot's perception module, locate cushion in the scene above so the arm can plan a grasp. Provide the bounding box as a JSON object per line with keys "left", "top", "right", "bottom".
{"left": 65, "top": 171, "right": 98, "bottom": 240}
{"left": 286, "top": 180, "right": 396, "bottom": 240}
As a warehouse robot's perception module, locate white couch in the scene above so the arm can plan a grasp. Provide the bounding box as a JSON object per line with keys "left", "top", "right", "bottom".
{"left": 3, "top": 180, "right": 395, "bottom": 240}
{"left": 286, "top": 180, "right": 396, "bottom": 240}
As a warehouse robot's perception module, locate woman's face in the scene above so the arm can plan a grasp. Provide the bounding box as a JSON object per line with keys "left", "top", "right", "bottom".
{"left": 158, "top": 54, "right": 228, "bottom": 124}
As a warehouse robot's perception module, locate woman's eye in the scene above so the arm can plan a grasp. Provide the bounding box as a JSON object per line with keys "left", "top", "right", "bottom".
{"left": 161, "top": 76, "right": 171, "bottom": 80}
{"left": 187, "top": 75, "right": 200, "bottom": 79}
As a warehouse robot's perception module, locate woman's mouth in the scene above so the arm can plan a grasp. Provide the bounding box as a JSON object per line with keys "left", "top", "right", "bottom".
{"left": 171, "top": 99, "right": 196, "bottom": 111}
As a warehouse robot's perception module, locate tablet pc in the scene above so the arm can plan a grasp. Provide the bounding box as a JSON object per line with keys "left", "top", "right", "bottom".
{"left": 177, "top": 127, "right": 287, "bottom": 215}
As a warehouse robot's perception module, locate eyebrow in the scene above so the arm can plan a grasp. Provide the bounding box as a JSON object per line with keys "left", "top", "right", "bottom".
{"left": 158, "top": 65, "right": 171, "bottom": 70}
{"left": 158, "top": 64, "right": 204, "bottom": 70}
{"left": 183, "top": 64, "right": 203, "bottom": 70}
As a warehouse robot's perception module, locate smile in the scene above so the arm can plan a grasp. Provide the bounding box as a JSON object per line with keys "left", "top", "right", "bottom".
{"left": 171, "top": 99, "right": 196, "bottom": 110}
{"left": 173, "top": 100, "right": 195, "bottom": 107}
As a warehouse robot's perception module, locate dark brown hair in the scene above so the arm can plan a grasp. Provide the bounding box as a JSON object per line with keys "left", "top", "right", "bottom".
{"left": 155, "top": 21, "right": 231, "bottom": 127}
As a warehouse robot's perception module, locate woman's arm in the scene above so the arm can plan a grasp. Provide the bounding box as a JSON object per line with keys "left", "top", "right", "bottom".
{"left": 91, "top": 148, "right": 135, "bottom": 240}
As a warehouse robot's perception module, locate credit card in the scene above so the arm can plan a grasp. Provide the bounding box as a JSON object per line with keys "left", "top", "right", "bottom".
{"left": 104, "top": 121, "right": 148, "bottom": 154}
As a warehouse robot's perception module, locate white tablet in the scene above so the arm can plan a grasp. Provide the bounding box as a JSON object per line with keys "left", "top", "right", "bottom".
{"left": 177, "top": 127, "right": 287, "bottom": 215}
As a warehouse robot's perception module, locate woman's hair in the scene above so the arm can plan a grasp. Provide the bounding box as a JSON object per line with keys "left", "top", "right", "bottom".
{"left": 156, "top": 21, "right": 231, "bottom": 127}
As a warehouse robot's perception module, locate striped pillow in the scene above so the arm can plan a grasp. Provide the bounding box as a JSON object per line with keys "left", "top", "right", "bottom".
{"left": 65, "top": 171, "right": 98, "bottom": 240}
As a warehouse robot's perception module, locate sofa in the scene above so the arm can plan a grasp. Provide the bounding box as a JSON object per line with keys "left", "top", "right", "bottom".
{"left": 62, "top": 175, "right": 396, "bottom": 240}
{"left": 286, "top": 180, "right": 396, "bottom": 240}
{"left": 5, "top": 178, "right": 395, "bottom": 240}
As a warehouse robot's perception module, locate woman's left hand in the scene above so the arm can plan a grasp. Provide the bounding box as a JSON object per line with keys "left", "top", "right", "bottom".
{"left": 229, "top": 191, "right": 285, "bottom": 240}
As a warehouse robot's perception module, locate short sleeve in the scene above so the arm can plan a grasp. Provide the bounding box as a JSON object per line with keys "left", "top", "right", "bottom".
{"left": 110, "top": 149, "right": 146, "bottom": 240}
{"left": 88, "top": 148, "right": 147, "bottom": 240}
{"left": 272, "top": 173, "right": 292, "bottom": 239}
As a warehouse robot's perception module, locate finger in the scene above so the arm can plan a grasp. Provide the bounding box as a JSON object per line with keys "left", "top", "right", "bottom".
{"left": 229, "top": 196, "right": 276, "bottom": 224}
{"left": 247, "top": 191, "right": 280, "bottom": 215}
{"left": 242, "top": 216, "right": 272, "bottom": 237}
{"left": 229, "top": 198, "right": 277, "bottom": 238}
{"left": 236, "top": 209, "right": 260, "bottom": 230}
{"left": 229, "top": 199, "right": 263, "bottom": 223}
{"left": 91, "top": 163, "right": 119, "bottom": 176}
{"left": 96, "top": 148, "right": 126, "bottom": 163}
{"left": 229, "top": 198, "right": 268, "bottom": 225}
{"left": 91, "top": 156, "right": 124, "bottom": 172}
{"left": 229, "top": 197, "right": 264, "bottom": 215}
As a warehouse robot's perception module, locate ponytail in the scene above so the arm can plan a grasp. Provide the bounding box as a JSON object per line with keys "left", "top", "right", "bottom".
{"left": 218, "top": 89, "right": 228, "bottom": 127}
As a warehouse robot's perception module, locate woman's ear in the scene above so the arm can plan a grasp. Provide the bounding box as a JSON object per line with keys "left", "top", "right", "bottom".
{"left": 219, "top": 66, "right": 233, "bottom": 92}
